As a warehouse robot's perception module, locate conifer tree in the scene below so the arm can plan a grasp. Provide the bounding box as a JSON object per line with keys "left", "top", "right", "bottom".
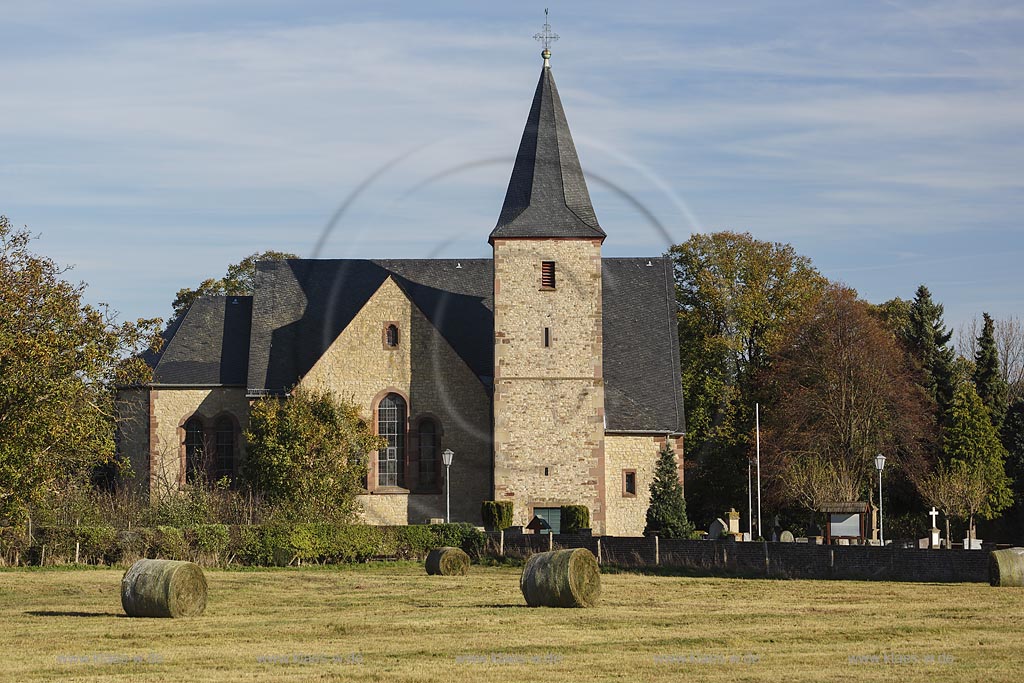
{"left": 905, "top": 284, "right": 957, "bottom": 416}
{"left": 974, "top": 312, "right": 1009, "bottom": 427}
{"left": 644, "top": 443, "right": 693, "bottom": 538}
{"left": 943, "top": 383, "right": 1013, "bottom": 538}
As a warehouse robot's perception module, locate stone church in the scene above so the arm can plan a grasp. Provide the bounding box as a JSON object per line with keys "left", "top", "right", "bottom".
{"left": 118, "top": 49, "right": 685, "bottom": 536}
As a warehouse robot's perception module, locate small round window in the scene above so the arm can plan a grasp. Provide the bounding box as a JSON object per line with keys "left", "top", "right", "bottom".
{"left": 385, "top": 324, "right": 399, "bottom": 347}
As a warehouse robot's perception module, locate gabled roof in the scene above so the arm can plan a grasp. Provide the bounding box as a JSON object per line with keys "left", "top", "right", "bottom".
{"left": 489, "top": 64, "right": 605, "bottom": 243}
{"left": 245, "top": 259, "right": 494, "bottom": 393}
{"left": 234, "top": 257, "right": 683, "bottom": 433}
{"left": 150, "top": 295, "right": 252, "bottom": 385}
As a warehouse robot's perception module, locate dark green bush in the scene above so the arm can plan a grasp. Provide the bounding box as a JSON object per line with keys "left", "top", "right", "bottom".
{"left": 154, "top": 525, "right": 189, "bottom": 560}
{"left": 73, "top": 526, "right": 117, "bottom": 563}
{"left": 560, "top": 505, "right": 590, "bottom": 533}
{"left": 481, "top": 501, "right": 514, "bottom": 530}
{"left": 429, "top": 523, "right": 486, "bottom": 558}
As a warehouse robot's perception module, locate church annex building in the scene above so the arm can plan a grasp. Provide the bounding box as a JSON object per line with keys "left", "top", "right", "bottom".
{"left": 118, "top": 50, "right": 685, "bottom": 537}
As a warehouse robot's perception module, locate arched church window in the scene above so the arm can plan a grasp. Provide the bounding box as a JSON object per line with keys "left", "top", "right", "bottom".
{"left": 418, "top": 419, "right": 438, "bottom": 490}
{"left": 214, "top": 416, "right": 235, "bottom": 482}
{"left": 184, "top": 417, "right": 205, "bottom": 483}
{"left": 377, "top": 393, "right": 406, "bottom": 487}
{"left": 385, "top": 323, "right": 399, "bottom": 348}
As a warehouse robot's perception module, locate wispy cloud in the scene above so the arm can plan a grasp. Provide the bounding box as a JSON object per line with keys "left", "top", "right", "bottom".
{"left": 1, "top": 1, "right": 1021, "bottom": 329}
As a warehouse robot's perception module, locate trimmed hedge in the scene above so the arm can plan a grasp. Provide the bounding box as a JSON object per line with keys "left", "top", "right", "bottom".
{"left": 560, "top": 505, "right": 590, "bottom": 533}
{"left": 0, "top": 523, "right": 486, "bottom": 568}
{"left": 481, "top": 501, "right": 514, "bottom": 530}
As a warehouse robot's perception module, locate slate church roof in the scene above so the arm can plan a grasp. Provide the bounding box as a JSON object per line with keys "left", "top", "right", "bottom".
{"left": 490, "top": 62, "right": 606, "bottom": 243}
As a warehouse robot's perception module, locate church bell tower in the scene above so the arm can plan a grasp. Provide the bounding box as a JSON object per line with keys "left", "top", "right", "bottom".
{"left": 490, "top": 31, "right": 608, "bottom": 533}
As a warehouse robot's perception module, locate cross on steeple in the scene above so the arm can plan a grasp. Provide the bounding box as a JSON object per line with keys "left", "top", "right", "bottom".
{"left": 534, "top": 8, "right": 559, "bottom": 66}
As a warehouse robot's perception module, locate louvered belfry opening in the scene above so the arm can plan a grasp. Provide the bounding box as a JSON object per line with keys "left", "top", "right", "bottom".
{"left": 541, "top": 261, "right": 556, "bottom": 289}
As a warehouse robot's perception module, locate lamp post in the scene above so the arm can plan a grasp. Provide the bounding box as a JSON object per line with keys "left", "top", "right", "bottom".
{"left": 442, "top": 448, "right": 454, "bottom": 523}
{"left": 874, "top": 453, "right": 886, "bottom": 546}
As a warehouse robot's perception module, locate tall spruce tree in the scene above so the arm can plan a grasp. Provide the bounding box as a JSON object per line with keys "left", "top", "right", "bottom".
{"left": 974, "top": 312, "right": 1009, "bottom": 427}
{"left": 905, "top": 285, "right": 957, "bottom": 417}
{"left": 644, "top": 443, "right": 693, "bottom": 538}
{"left": 944, "top": 383, "right": 1013, "bottom": 538}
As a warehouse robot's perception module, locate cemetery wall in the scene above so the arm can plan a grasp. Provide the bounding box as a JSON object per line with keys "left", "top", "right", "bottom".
{"left": 495, "top": 533, "right": 991, "bottom": 583}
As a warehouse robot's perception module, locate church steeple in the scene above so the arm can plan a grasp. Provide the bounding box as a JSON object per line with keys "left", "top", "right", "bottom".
{"left": 489, "top": 50, "right": 605, "bottom": 244}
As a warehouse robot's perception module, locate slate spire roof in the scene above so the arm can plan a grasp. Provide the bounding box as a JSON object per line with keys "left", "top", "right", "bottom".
{"left": 489, "top": 60, "right": 605, "bottom": 243}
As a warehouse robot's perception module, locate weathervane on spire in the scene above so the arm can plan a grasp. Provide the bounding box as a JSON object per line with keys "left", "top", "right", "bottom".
{"left": 534, "top": 8, "right": 559, "bottom": 67}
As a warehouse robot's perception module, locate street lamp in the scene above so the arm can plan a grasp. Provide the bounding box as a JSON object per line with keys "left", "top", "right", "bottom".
{"left": 874, "top": 453, "right": 886, "bottom": 546}
{"left": 442, "top": 448, "right": 454, "bottom": 523}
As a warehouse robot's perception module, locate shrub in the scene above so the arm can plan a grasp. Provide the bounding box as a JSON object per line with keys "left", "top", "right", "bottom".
{"left": 116, "top": 527, "right": 157, "bottom": 563}
{"left": 73, "top": 525, "right": 117, "bottom": 563}
{"left": 154, "top": 525, "right": 189, "bottom": 559}
{"left": 430, "top": 523, "right": 486, "bottom": 558}
{"left": 481, "top": 501, "right": 514, "bottom": 530}
{"left": 560, "top": 505, "right": 590, "bottom": 533}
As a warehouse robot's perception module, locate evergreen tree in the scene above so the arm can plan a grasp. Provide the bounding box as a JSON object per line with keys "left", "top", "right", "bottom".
{"left": 943, "top": 383, "right": 1013, "bottom": 537}
{"left": 1001, "top": 401, "right": 1024, "bottom": 543}
{"left": 644, "top": 443, "right": 693, "bottom": 538}
{"left": 904, "top": 285, "right": 957, "bottom": 417}
{"left": 974, "top": 312, "right": 1009, "bottom": 427}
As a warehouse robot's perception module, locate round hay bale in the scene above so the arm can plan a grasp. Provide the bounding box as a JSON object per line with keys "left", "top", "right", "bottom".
{"left": 520, "top": 548, "right": 600, "bottom": 608}
{"left": 121, "top": 558, "right": 207, "bottom": 618}
{"left": 425, "top": 546, "right": 470, "bottom": 576}
{"left": 989, "top": 547, "right": 1024, "bottom": 587}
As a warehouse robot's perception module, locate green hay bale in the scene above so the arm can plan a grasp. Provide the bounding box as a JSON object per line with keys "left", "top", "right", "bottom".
{"left": 520, "top": 548, "right": 601, "bottom": 608}
{"left": 989, "top": 548, "right": 1024, "bottom": 587}
{"left": 425, "top": 546, "right": 470, "bottom": 576}
{"left": 121, "top": 559, "right": 208, "bottom": 618}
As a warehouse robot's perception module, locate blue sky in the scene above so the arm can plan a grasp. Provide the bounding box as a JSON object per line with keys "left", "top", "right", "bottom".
{"left": 2, "top": 1, "right": 1022, "bottom": 333}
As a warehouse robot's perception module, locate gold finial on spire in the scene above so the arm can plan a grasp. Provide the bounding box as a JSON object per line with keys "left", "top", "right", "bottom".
{"left": 534, "top": 8, "right": 559, "bottom": 67}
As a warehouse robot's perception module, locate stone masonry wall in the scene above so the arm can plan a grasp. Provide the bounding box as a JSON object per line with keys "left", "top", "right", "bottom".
{"left": 148, "top": 387, "right": 250, "bottom": 498}
{"left": 492, "top": 238, "right": 606, "bottom": 533}
{"left": 603, "top": 435, "right": 661, "bottom": 536}
{"left": 301, "top": 276, "right": 492, "bottom": 525}
{"left": 115, "top": 388, "right": 151, "bottom": 496}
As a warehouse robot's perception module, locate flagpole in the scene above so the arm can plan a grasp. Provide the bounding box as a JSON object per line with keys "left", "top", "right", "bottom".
{"left": 756, "top": 402, "right": 762, "bottom": 540}
{"left": 748, "top": 460, "right": 753, "bottom": 539}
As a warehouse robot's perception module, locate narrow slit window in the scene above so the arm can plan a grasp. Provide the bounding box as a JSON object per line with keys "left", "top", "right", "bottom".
{"left": 385, "top": 324, "right": 399, "bottom": 348}
{"left": 541, "top": 261, "right": 556, "bottom": 289}
{"left": 543, "top": 327, "right": 551, "bottom": 347}
{"left": 624, "top": 470, "right": 637, "bottom": 497}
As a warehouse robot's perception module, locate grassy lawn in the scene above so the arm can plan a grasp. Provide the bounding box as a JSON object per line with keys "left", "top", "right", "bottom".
{"left": 1, "top": 563, "right": 1022, "bottom": 682}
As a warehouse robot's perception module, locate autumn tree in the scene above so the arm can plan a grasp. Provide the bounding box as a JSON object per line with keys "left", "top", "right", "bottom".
{"left": 171, "top": 250, "right": 297, "bottom": 317}
{"left": 669, "top": 231, "right": 827, "bottom": 523}
{"left": 0, "top": 216, "right": 161, "bottom": 522}
{"left": 761, "top": 285, "right": 933, "bottom": 516}
{"left": 243, "top": 387, "right": 384, "bottom": 521}
{"left": 903, "top": 285, "right": 957, "bottom": 417}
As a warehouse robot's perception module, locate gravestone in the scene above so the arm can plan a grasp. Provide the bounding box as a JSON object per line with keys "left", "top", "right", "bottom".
{"left": 708, "top": 518, "right": 728, "bottom": 540}
{"left": 779, "top": 530, "right": 795, "bottom": 543}
{"left": 726, "top": 509, "right": 741, "bottom": 535}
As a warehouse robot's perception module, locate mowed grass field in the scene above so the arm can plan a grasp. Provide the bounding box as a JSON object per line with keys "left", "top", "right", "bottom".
{"left": 1, "top": 563, "right": 1023, "bottom": 682}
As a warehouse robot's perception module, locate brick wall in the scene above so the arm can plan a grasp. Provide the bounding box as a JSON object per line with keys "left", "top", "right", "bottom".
{"left": 494, "top": 534, "right": 991, "bottom": 583}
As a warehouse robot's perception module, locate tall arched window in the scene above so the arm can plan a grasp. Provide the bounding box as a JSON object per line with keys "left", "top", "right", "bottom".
{"left": 418, "top": 419, "right": 438, "bottom": 490}
{"left": 184, "top": 418, "right": 205, "bottom": 483}
{"left": 214, "top": 417, "right": 235, "bottom": 482}
{"left": 377, "top": 393, "right": 406, "bottom": 487}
